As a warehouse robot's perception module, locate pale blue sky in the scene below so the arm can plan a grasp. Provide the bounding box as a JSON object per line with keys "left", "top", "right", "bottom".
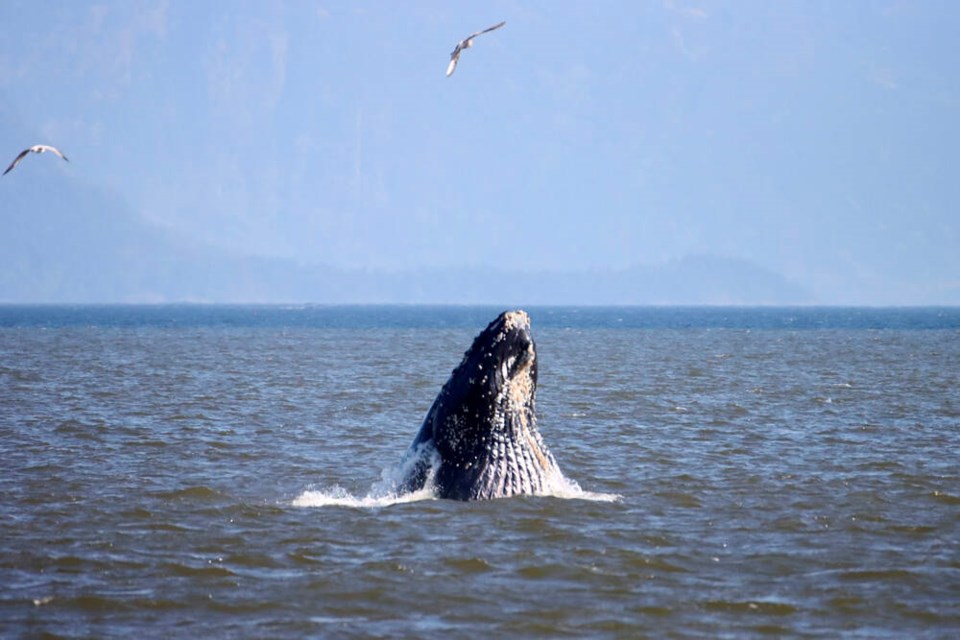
{"left": 2, "top": 1, "right": 958, "bottom": 304}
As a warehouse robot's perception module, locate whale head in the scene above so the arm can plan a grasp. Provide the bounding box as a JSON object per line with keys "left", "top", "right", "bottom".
{"left": 399, "top": 310, "right": 563, "bottom": 500}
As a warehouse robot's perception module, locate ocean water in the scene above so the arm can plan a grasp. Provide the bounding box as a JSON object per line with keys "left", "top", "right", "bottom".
{"left": 2, "top": 305, "right": 958, "bottom": 638}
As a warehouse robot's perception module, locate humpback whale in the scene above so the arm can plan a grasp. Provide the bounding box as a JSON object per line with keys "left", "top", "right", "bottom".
{"left": 397, "top": 310, "right": 566, "bottom": 500}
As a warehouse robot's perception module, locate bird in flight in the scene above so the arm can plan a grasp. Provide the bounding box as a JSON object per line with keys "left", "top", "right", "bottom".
{"left": 3, "top": 144, "right": 70, "bottom": 176}
{"left": 446, "top": 21, "right": 506, "bottom": 77}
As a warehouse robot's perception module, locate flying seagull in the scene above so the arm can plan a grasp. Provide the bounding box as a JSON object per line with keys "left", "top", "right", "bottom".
{"left": 3, "top": 144, "right": 70, "bottom": 176}
{"left": 446, "top": 21, "right": 506, "bottom": 77}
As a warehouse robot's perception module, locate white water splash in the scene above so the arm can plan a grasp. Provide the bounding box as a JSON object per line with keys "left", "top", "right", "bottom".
{"left": 291, "top": 484, "right": 436, "bottom": 508}
{"left": 540, "top": 473, "right": 623, "bottom": 503}
{"left": 293, "top": 445, "right": 440, "bottom": 508}
{"left": 291, "top": 465, "right": 620, "bottom": 508}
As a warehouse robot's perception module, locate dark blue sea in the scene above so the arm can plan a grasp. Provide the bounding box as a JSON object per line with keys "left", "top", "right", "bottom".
{"left": 2, "top": 305, "right": 959, "bottom": 638}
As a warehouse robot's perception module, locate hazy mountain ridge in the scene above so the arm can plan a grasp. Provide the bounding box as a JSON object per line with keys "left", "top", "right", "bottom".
{"left": 1, "top": 171, "right": 812, "bottom": 304}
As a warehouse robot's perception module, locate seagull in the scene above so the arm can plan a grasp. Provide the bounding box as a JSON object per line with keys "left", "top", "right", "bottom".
{"left": 446, "top": 21, "right": 506, "bottom": 77}
{"left": 3, "top": 144, "right": 70, "bottom": 176}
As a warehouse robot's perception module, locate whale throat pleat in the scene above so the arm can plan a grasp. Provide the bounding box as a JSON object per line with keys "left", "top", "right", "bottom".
{"left": 473, "top": 420, "right": 559, "bottom": 499}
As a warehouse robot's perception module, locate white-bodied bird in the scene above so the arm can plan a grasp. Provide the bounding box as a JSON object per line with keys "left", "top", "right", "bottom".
{"left": 446, "top": 21, "right": 506, "bottom": 77}
{"left": 3, "top": 144, "right": 70, "bottom": 176}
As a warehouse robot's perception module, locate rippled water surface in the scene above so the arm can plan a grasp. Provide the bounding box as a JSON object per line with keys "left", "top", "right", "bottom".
{"left": 2, "top": 306, "right": 959, "bottom": 638}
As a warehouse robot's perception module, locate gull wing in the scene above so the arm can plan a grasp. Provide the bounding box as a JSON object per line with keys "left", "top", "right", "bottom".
{"left": 2, "top": 149, "right": 31, "bottom": 176}
{"left": 467, "top": 21, "right": 506, "bottom": 40}
{"left": 446, "top": 54, "right": 460, "bottom": 77}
